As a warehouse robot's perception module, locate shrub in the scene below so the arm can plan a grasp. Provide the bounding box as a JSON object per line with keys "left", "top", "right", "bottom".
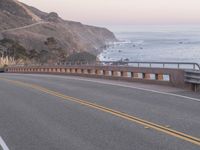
{"left": 66, "top": 51, "right": 96, "bottom": 64}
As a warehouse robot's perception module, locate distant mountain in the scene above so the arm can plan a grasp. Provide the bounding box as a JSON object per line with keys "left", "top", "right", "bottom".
{"left": 0, "top": 0, "right": 116, "bottom": 65}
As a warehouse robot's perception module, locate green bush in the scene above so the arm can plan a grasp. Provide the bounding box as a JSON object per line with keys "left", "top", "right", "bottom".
{"left": 66, "top": 51, "right": 96, "bottom": 64}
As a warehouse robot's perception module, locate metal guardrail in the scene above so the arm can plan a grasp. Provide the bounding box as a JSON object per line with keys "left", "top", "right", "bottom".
{"left": 97, "top": 61, "right": 200, "bottom": 70}
{"left": 185, "top": 70, "right": 200, "bottom": 92}
{"left": 185, "top": 70, "right": 200, "bottom": 84}
{"left": 8, "top": 61, "right": 200, "bottom": 70}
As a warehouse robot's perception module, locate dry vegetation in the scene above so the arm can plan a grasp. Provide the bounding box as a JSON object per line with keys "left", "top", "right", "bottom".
{"left": 0, "top": 56, "right": 24, "bottom": 67}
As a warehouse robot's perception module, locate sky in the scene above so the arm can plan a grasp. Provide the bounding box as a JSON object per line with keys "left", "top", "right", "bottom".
{"left": 19, "top": 0, "right": 200, "bottom": 26}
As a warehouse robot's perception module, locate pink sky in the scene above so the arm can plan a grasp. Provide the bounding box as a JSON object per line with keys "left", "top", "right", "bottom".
{"left": 19, "top": 0, "right": 200, "bottom": 26}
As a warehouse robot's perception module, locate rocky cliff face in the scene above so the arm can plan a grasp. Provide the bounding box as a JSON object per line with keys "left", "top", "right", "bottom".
{"left": 0, "top": 0, "right": 35, "bottom": 30}
{"left": 0, "top": 0, "right": 117, "bottom": 64}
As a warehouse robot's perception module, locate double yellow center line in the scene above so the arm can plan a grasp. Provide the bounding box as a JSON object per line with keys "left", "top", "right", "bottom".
{"left": 0, "top": 77, "right": 200, "bottom": 146}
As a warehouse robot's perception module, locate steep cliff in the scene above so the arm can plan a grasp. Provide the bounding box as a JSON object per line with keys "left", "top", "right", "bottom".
{"left": 0, "top": 0, "right": 117, "bottom": 64}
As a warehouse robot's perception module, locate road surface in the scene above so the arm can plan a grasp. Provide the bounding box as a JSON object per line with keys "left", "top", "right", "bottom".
{"left": 0, "top": 73, "right": 200, "bottom": 150}
{"left": 0, "top": 21, "right": 48, "bottom": 33}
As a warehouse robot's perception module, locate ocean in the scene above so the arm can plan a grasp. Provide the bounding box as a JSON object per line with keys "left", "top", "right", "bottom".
{"left": 98, "top": 25, "right": 200, "bottom": 64}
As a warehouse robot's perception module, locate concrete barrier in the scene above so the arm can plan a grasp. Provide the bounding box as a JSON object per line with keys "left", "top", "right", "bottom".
{"left": 5, "top": 65, "right": 192, "bottom": 89}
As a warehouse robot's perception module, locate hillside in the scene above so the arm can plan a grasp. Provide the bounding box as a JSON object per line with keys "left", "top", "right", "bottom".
{"left": 0, "top": 0, "right": 117, "bottom": 65}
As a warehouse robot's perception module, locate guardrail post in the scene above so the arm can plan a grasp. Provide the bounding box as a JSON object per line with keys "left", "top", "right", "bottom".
{"left": 122, "top": 71, "right": 127, "bottom": 77}
{"left": 71, "top": 68, "right": 75, "bottom": 73}
{"left": 52, "top": 68, "right": 56, "bottom": 72}
{"left": 77, "top": 68, "right": 82, "bottom": 74}
{"left": 66, "top": 68, "right": 70, "bottom": 73}
{"left": 157, "top": 74, "right": 164, "bottom": 81}
{"left": 144, "top": 73, "right": 151, "bottom": 80}
{"left": 61, "top": 68, "right": 65, "bottom": 73}
{"left": 133, "top": 73, "right": 138, "bottom": 78}
{"left": 90, "top": 69, "right": 96, "bottom": 75}
{"left": 97, "top": 70, "right": 103, "bottom": 75}
{"left": 83, "top": 69, "right": 88, "bottom": 74}
{"left": 105, "top": 70, "right": 111, "bottom": 76}
{"left": 113, "top": 71, "right": 120, "bottom": 77}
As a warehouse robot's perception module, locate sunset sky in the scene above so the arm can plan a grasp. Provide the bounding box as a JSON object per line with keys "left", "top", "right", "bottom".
{"left": 19, "top": 0, "right": 200, "bottom": 26}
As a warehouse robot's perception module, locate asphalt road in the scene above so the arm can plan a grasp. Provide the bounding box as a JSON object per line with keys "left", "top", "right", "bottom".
{"left": 0, "top": 73, "right": 200, "bottom": 150}
{"left": 0, "top": 21, "right": 48, "bottom": 33}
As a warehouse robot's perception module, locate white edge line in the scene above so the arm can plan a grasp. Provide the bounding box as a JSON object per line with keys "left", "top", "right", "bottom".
{"left": 0, "top": 136, "right": 9, "bottom": 150}
{"left": 67, "top": 76, "right": 200, "bottom": 102}
{"left": 3, "top": 73, "right": 200, "bottom": 103}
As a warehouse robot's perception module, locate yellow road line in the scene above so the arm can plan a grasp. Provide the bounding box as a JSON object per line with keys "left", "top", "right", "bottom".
{"left": 0, "top": 77, "right": 200, "bottom": 146}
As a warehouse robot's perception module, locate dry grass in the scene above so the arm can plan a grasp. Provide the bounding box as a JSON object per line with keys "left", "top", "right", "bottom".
{"left": 0, "top": 56, "right": 24, "bottom": 67}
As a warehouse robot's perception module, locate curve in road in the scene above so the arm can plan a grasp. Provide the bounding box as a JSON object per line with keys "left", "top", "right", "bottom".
{"left": 0, "top": 74, "right": 200, "bottom": 150}
{"left": 0, "top": 21, "right": 49, "bottom": 33}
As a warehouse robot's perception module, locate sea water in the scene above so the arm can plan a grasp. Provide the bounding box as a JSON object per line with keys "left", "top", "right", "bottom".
{"left": 98, "top": 25, "right": 200, "bottom": 64}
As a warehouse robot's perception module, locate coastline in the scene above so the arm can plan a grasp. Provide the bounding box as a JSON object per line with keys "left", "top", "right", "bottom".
{"left": 98, "top": 27, "right": 200, "bottom": 63}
